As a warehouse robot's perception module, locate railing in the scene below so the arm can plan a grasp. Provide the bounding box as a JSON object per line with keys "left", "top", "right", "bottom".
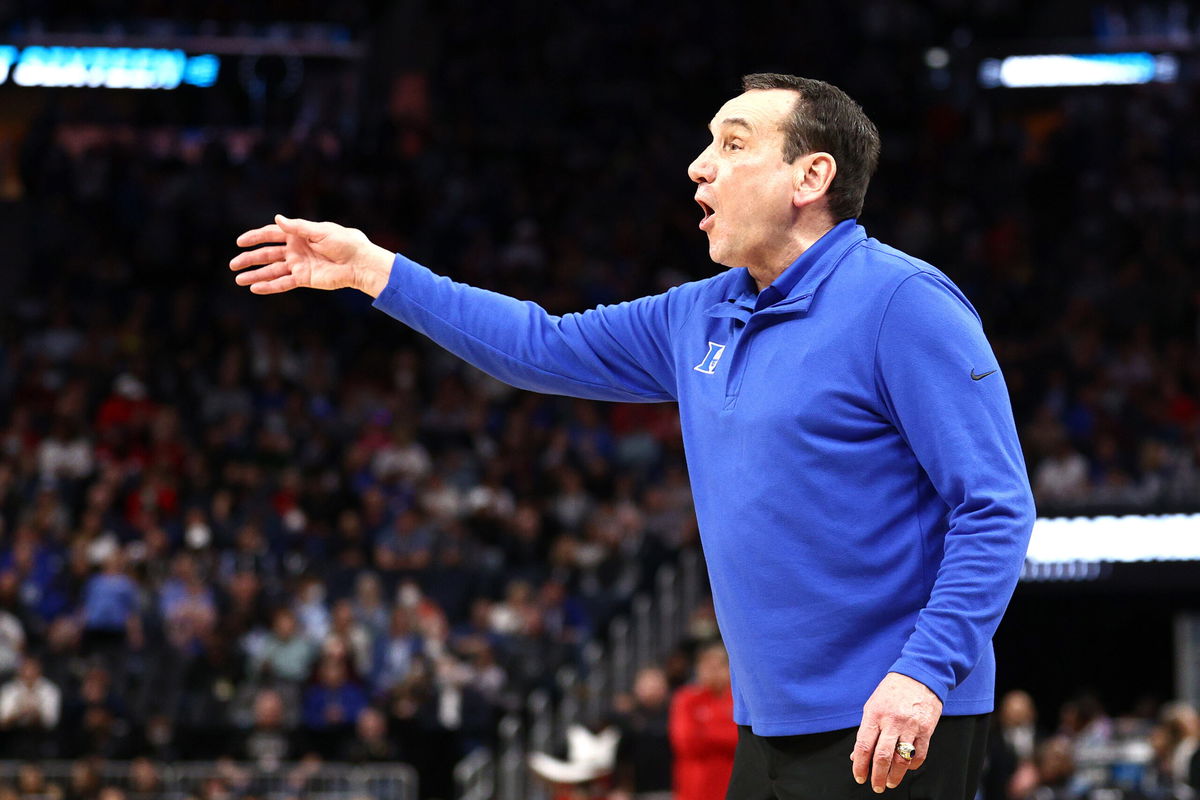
{"left": 0, "top": 760, "right": 418, "bottom": 800}
{"left": 1176, "top": 612, "right": 1200, "bottom": 709}
{"left": 453, "top": 747, "right": 494, "bottom": 800}
{"left": 466, "top": 548, "right": 703, "bottom": 800}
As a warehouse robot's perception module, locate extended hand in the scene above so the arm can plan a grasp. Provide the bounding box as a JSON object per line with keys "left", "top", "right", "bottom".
{"left": 229, "top": 215, "right": 395, "bottom": 296}
{"left": 850, "top": 672, "right": 942, "bottom": 793}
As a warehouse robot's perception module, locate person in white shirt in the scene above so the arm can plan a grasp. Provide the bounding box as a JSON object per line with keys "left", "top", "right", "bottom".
{"left": 0, "top": 656, "right": 60, "bottom": 729}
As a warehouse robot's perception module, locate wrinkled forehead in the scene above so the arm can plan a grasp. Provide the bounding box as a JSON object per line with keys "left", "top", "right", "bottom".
{"left": 708, "top": 88, "right": 799, "bottom": 136}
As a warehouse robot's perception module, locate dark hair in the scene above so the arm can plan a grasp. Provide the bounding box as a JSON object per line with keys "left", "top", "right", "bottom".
{"left": 740, "top": 73, "right": 880, "bottom": 221}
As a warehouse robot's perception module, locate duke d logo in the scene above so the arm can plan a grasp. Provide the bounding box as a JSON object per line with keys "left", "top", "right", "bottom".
{"left": 694, "top": 342, "right": 727, "bottom": 375}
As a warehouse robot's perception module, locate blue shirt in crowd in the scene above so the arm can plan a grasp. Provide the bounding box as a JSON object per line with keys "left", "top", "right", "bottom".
{"left": 82, "top": 572, "right": 139, "bottom": 632}
{"left": 372, "top": 219, "right": 1036, "bottom": 735}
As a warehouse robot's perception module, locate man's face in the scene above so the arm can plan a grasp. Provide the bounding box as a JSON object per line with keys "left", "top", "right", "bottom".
{"left": 688, "top": 89, "right": 801, "bottom": 268}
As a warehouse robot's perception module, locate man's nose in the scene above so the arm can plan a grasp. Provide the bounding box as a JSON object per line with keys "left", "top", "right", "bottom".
{"left": 688, "top": 146, "right": 715, "bottom": 184}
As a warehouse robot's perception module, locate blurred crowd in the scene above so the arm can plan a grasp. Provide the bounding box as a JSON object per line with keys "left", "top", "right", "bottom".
{"left": 0, "top": 0, "right": 1198, "bottom": 799}
{"left": 978, "top": 690, "right": 1200, "bottom": 800}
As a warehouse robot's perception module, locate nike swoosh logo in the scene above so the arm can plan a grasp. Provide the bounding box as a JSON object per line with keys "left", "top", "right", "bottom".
{"left": 971, "top": 369, "right": 997, "bottom": 381}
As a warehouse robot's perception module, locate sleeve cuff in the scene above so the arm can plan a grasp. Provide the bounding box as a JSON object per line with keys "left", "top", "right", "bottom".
{"left": 886, "top": 660, "right": 951, "bottom": 705}
{"left": 370, "top": 252, "right": 418, "bottom": 311}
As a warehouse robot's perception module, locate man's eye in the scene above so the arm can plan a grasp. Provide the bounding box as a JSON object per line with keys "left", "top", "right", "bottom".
{"left": 723, "top": 141, "right": 743, "bottom": 152}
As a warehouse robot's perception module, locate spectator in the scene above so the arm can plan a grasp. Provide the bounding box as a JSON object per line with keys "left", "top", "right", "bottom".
{"left": 15, "top": 763, "right": 49, "bottom": 798}
{"left": 612, "top": 667, "right": 673, "bottom": 800}
{"left": 159, "top": 553, "right": 218, "bottom": 657}
{"left": 343, "top": 707, "right": 400, "bottom": 763}
{"left": 301, "top": 655, "right": 369, "bottom": 755}
{"left": 1015, "top": 737, "right": 1077, "bottom": 800}
{"left": 1033, "top": 435, "right": 1089, "bottom": 506}
{"left": 238, "top": 689, "right": 295, "bottom": 772}
{"left": 984, "top": 689, "right": 1039, "bottom": 800}
{"left": 80, "top": 551, "right": 141, "bottom": 669}
{"left": 1150, "top": 702, "right": 1199, "bottom": 794}
{"left": 0, "top": 579, "right": 26, "bottom": 679}
{"left": 0, "top": 656, "right": 60, "bottom": 757}
{"left": 295, "top": 577, "right": 331, "bottom": 644}
{"left": 327, "top": 598, "right": 373, "bottom": 679}
{"left": 250, "top": 608, "right": 316, "bottom": 687}
{"left": 668, "top": 643, "right": 737, "bottom": 800}
{"left": 127, "top": 757, "right": 163, "bottom": 800}
{"left": 371, "top": 607, "right": 423, "bottom": 697}
{"left": 61, "top": 664, "right": 129, "bottom": 758}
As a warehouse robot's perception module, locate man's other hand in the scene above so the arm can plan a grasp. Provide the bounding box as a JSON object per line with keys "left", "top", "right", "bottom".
{"left": 230, "top": 215, "right": 394, "bottom": 297}
{"left": 850, "top": 671, "right": 943, "bottom": 793}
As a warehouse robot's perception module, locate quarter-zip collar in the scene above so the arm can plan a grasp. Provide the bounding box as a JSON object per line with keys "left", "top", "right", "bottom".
{"left": 705, "top": 218, "right": 867, "bottom": 320}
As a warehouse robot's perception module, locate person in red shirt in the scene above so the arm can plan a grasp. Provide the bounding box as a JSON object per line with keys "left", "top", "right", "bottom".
{"left": 669, "top": 642, "right": 739, "bottom": 800}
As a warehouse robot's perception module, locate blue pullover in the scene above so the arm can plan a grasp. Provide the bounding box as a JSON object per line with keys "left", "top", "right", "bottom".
{"left": 372, "top": 219, "right": 1036, "bottom": 735}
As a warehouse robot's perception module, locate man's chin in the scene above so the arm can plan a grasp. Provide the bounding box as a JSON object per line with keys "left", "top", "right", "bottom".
{"left": 707, "top": 243, "right": 736, "bottom": 268}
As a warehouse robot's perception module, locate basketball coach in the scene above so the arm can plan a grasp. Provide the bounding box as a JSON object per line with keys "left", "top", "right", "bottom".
{"left": 230, "top": 73, "right": 1036, "bottom": 799}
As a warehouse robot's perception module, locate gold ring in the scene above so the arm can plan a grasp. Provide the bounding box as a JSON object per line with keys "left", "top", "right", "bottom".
{"left": 897, "top": 742, "right": 915, "bottom": 761}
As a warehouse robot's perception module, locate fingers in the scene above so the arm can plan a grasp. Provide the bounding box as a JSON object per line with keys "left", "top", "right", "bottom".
{"left": 870, "top": 728, "right": 899, "bottom": 793}
{"left": 233, "top": 214, "right": 330, "bottom": 249}
{"left": 234, "top": 262, "right": 292, "bottom": 287}
{"left": 275, "top": 214, "right": 330, "bottom": 241}
{"left": 229, "top": 246, "right": 285, "bottom": 272}
{"left": 850, "top": 722, "right": 878, "bottom": 787}
{"left": 908, "top": 730, "right": 932, "bottom": 771}
{"left": 884, "top": 731, "right": 917, "bottom": 790}
{"left": 235, "top": 224, "right": 285, "bottom": 248}
{"left": 249, "top": 273, "right": 301, "bottom": 295}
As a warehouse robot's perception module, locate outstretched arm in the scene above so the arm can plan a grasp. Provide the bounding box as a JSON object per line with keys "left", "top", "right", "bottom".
{"left": 231, "top": 216, "right": 680, "bottom": 402}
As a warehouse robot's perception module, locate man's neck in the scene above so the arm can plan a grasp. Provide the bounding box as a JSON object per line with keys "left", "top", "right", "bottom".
{"left": 746, "top": 216, "right": 837, "bottom": 292}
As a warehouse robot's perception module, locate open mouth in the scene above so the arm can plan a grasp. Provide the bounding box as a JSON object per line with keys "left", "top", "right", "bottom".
{"left": 697, "top": 199, "right": 716, "bottom": 231}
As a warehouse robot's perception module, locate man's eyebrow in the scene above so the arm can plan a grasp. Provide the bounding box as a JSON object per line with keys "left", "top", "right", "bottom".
{"left": 706, "top": 117, "right": 754, "bottom": 134}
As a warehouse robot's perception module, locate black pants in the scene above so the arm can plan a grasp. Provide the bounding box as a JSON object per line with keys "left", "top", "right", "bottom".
{"left": 725, "top": 713, "right": 990, "bottom": 800}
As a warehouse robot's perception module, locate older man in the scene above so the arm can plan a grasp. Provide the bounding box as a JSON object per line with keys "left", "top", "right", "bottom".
{"left": 231, "top": 73, "right": 1035, "bottom": 798}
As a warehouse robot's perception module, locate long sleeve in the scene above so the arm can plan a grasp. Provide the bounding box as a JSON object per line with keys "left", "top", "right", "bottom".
{"left": 371, "top": 254, "right": 680, "bottom": 402}
{"left": 873, "top": 271, "right": 1036, "bottom": 702}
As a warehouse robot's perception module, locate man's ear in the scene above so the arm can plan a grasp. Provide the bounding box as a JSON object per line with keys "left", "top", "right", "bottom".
{"left": 792, "top": 152, "right": 836, "bottom": 210}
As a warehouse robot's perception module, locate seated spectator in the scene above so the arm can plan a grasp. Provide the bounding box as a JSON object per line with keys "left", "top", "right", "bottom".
{"left": 215, "top": 523, "right": 279, "bottom": 588}
{"left": 351, "top": 571, "right": 390, "bottom": 640}
{"left": 1033, "top": 436, "right": 1089, "bottom": 506}
{"left": 343, "top": 706, "right": 400, "bottom": 763}
{"left": 295, "top": 577, "right": 331, "bottom": 643}
{"left": 238, "top": 688, "right": 295, "bottom": 772}
{"left": 61, "top": 664, "right": 130, "bottom": 758}
{"left": 249, "top": 608, "right": 316, "bottom": 687}
{"left": 466, "top": 644, "right": 507, "bottom": 708}
{"left": 302, "top": 654, "right": 369, "bottom": 755}
{"left": 159, "top": 553, "right": 217, "bottom": 657}
{"left": 371, "top": 607, "right": 423, "bottom": 696}
{"left": 0, "top": 656, "right": 60, "bottom": 758}
{"left": 374, "top": 508, "right": 434, "bottom": 573}
{"left": 127, "top": 757, "right": 163, "bottom": 800}
{"left": 15, "top": 763, "right": 49, "bottom": 798}
{"left": 327, "top": 598, "right": 373, "bottom": 679}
